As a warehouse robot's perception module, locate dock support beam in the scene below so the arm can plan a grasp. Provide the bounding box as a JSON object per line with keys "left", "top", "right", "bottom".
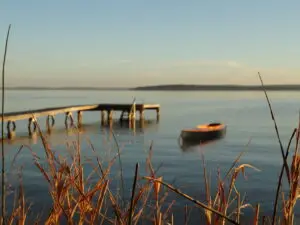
{"left": 0, "top": 103, "right": 160, "bottom": 139}
{"left": 107, "top": 110, "right": 113, "bottom": 122}
{"left": 101, "top": 111, "right": 106, "bottom": 125}
{"left": 77, "top": 111, "right": 83, "bottom": 128}
{"left": 139, "top": 119, "right": 145, "bottom": 129}
{"left": 46, "top": 115, "right": 55, "bottom": 134}
{"left": 28, "top": 118, "right": 37, "bottom": 137}
{"left": 156, "top": 108, "right": 160, "bottom": 121}
{"left": 65, "top": 112, "right": 74, "bottom": 129}
{"left": 139, "top": 109, "right": 144, "bottom": 121}
{"left": 7, "top": 121, "right": 16, "bottom": 139}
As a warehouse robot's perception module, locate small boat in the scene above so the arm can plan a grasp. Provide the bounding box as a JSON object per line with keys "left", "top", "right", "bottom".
{"left": 180, "top": 122, "right": 227, "bottom": 143}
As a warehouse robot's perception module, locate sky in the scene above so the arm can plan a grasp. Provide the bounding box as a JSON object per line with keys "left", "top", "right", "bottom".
{"left": 1, "top": 0, "right": 300, "bottom": 87}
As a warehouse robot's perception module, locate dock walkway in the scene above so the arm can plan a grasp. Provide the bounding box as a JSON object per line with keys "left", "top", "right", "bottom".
{"left": 0, "top": 103, "right": 160, "bottom": 139}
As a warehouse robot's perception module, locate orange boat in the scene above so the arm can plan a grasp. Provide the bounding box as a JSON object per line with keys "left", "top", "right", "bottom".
{"left": 180, "top": 122, "right": 227, "bottom": 142}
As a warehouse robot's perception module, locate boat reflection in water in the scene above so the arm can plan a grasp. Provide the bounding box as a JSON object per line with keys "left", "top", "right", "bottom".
{"left": 178, "top": 136, "right": 225, "bottom": 152}
{"left": 178, "top": 122, "right": 227, "bottom": 152}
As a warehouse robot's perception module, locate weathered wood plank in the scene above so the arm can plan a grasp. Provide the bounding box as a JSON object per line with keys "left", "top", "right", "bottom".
{"left": 86, "top": 104, "right": 160, "bottom": 111}
{"left": 0, "top": 103, "right": 160, "bottom": 122}
{"left": 1, "top": 104, "right": 100, "bottom": 121}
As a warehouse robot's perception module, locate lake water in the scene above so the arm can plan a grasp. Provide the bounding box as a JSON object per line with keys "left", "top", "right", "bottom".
{"left": 2, "top": 90, "right": 300, "bottom": 224}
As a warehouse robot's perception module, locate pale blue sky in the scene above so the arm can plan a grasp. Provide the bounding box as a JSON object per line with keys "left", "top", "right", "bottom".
{"left": 1, "top": 0, "right": 300, "bottom": 87}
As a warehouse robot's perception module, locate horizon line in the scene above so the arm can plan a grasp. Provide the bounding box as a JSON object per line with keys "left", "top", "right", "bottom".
{"left": 5, "top": 83, "right": 300, "bottom": 87}
{"left": 3, "top": 84, "right": 300, "bottom": 91}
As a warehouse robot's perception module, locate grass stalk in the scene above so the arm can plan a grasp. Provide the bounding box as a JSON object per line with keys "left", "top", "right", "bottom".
{"left": 258, "top": 72, "right": 291, "bottom": 184}
{"left": 111, "top": 130, "right": 125, "bottom": 206}
{"left": 143, "top": 176, "right": 240, "bottom": 225}
{"left": 128, "top": 163, "right": 139, "bottom": 225}
{"left": 271, "top": 128, "right": 296, "bottom": 225}
{"left": 253, "top": 204, "right": 260, "bottom": 225}
{"left": 1, "top": 24, "right": 11, "bottom": 224}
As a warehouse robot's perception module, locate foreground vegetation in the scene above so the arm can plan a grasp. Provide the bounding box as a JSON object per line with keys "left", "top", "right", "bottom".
{"left": 0, "top": 97, "right": 299, "bottom": 225}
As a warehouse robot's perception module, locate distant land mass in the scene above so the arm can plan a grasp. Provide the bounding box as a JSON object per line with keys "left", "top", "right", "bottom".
{"left": 5, "top": 87, "right": 129, "bottom": 91}
{"left": 133, "top": 84, "right": 300, "bottom": 91}
{"left": 5, "top": 84, "right": 300, "bottom": 91}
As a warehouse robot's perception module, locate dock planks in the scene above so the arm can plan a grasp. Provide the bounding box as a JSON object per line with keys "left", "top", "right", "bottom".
{"left": 0, "top": 103, "right": 160, "bottom": 122}
{"left": 0, "top": 103, "right": 160, "bottom": 139}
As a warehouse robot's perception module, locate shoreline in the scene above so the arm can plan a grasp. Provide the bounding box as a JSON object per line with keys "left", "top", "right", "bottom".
{"left": 4, "top": 85, "right": 300, "bottom": 91}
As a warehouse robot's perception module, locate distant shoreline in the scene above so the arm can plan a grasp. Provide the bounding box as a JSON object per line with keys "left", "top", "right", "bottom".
{"left": 5, "top": 84, "right": 300, "bottom": 91}
{"left": 133, "top": 84, "right": 300, "bottom": 91}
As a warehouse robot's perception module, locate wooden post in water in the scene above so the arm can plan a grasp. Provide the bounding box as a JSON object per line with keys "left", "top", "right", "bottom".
{"left": 28, "top": 118, "right": 37, "bottom": 137}
{"left": 101, "top": 110, "right": 106, "bottom": 125}
{"left": 140, "top": 119, "right": 145, "bottom": 129}
{"left": 109, "top": 118, "right": 113, "bottom": 129}
{"left": 0, "top": 103, "right": 160, "bottom": 138}
{"left": 77, "top": 111, "right": 83, "bottom": 128}
{"left": 107, "top": 110, "right": 113, "bottom": 122}
{"left": 65, "top": 112, "right": 74, "bottom": 129}
{"left": 139, "top": 109, "right": 144, "bottom": 121}
{"left": 46, "top": 115, "right": 55, "bottom": 134}
{"left": 6, "top": 120, "right": 16, "bottom": 139}
{"left": 156, "top": 108, "right": 160, "bottom": 121}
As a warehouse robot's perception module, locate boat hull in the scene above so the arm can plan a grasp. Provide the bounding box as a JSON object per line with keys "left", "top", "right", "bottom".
{"left": 180, "top": 125, "right": 227, "bottom": 143}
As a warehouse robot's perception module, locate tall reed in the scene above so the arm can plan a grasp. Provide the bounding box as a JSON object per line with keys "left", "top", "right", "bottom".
{"left": 1, "top": 24, "right": 11, "bottom": 225}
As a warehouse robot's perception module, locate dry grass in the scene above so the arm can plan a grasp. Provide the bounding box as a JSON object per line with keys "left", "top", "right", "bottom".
{"left": 0, "top": 73, "right": 298, "bottom": 225}
{"left": 1, "top": 24, "right": 12, "bottom": 224}
{"left": 0, "top": 108, "right": 298, "bottom": 225}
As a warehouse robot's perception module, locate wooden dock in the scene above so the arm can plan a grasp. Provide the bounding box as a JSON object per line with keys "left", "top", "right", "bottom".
{"left": 0, "top": 103, "right": 160, "bottom": 139}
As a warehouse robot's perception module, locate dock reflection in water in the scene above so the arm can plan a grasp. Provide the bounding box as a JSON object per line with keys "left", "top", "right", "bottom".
{"left": 2, "top": 119, "right": 159, "bottom": 146}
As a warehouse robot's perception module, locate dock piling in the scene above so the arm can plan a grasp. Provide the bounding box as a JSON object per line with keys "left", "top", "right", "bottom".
{"left": 107, "top": 110, "right": 113, "bottom": 122}
{"left": 139, "top": 109, "right": 144, "bottom": 121}
{"left": 46, "top": 115, "right": 55, "bottom": 133}
{"left": 101, "top": 110, "right": 106, "bottom": 125}
{"left": 65, "top": 112, "right": 74, "bottom": 129}
{"left": 77, "top": 111, "right": 83, "bottom": 127}
{"left": 7, "top": 120, "right": 16, "bottom": 139}
{"left": 156, "top": 108, "right": 160, "bottom": 121}
{"left": 0, "top": 103, "right": 160, "bottom": 139}
{"left": 28, "top": 118, "right": 37, "bottom": 136}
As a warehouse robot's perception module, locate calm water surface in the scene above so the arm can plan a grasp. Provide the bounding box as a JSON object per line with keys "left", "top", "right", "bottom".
{"left": 2, "top": 90, "right": 300, "bottom": 223}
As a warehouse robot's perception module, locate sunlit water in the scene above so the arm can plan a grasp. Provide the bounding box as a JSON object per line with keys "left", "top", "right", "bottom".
{"left": 2, "top": 90, "right": 300, "bottom": 224}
